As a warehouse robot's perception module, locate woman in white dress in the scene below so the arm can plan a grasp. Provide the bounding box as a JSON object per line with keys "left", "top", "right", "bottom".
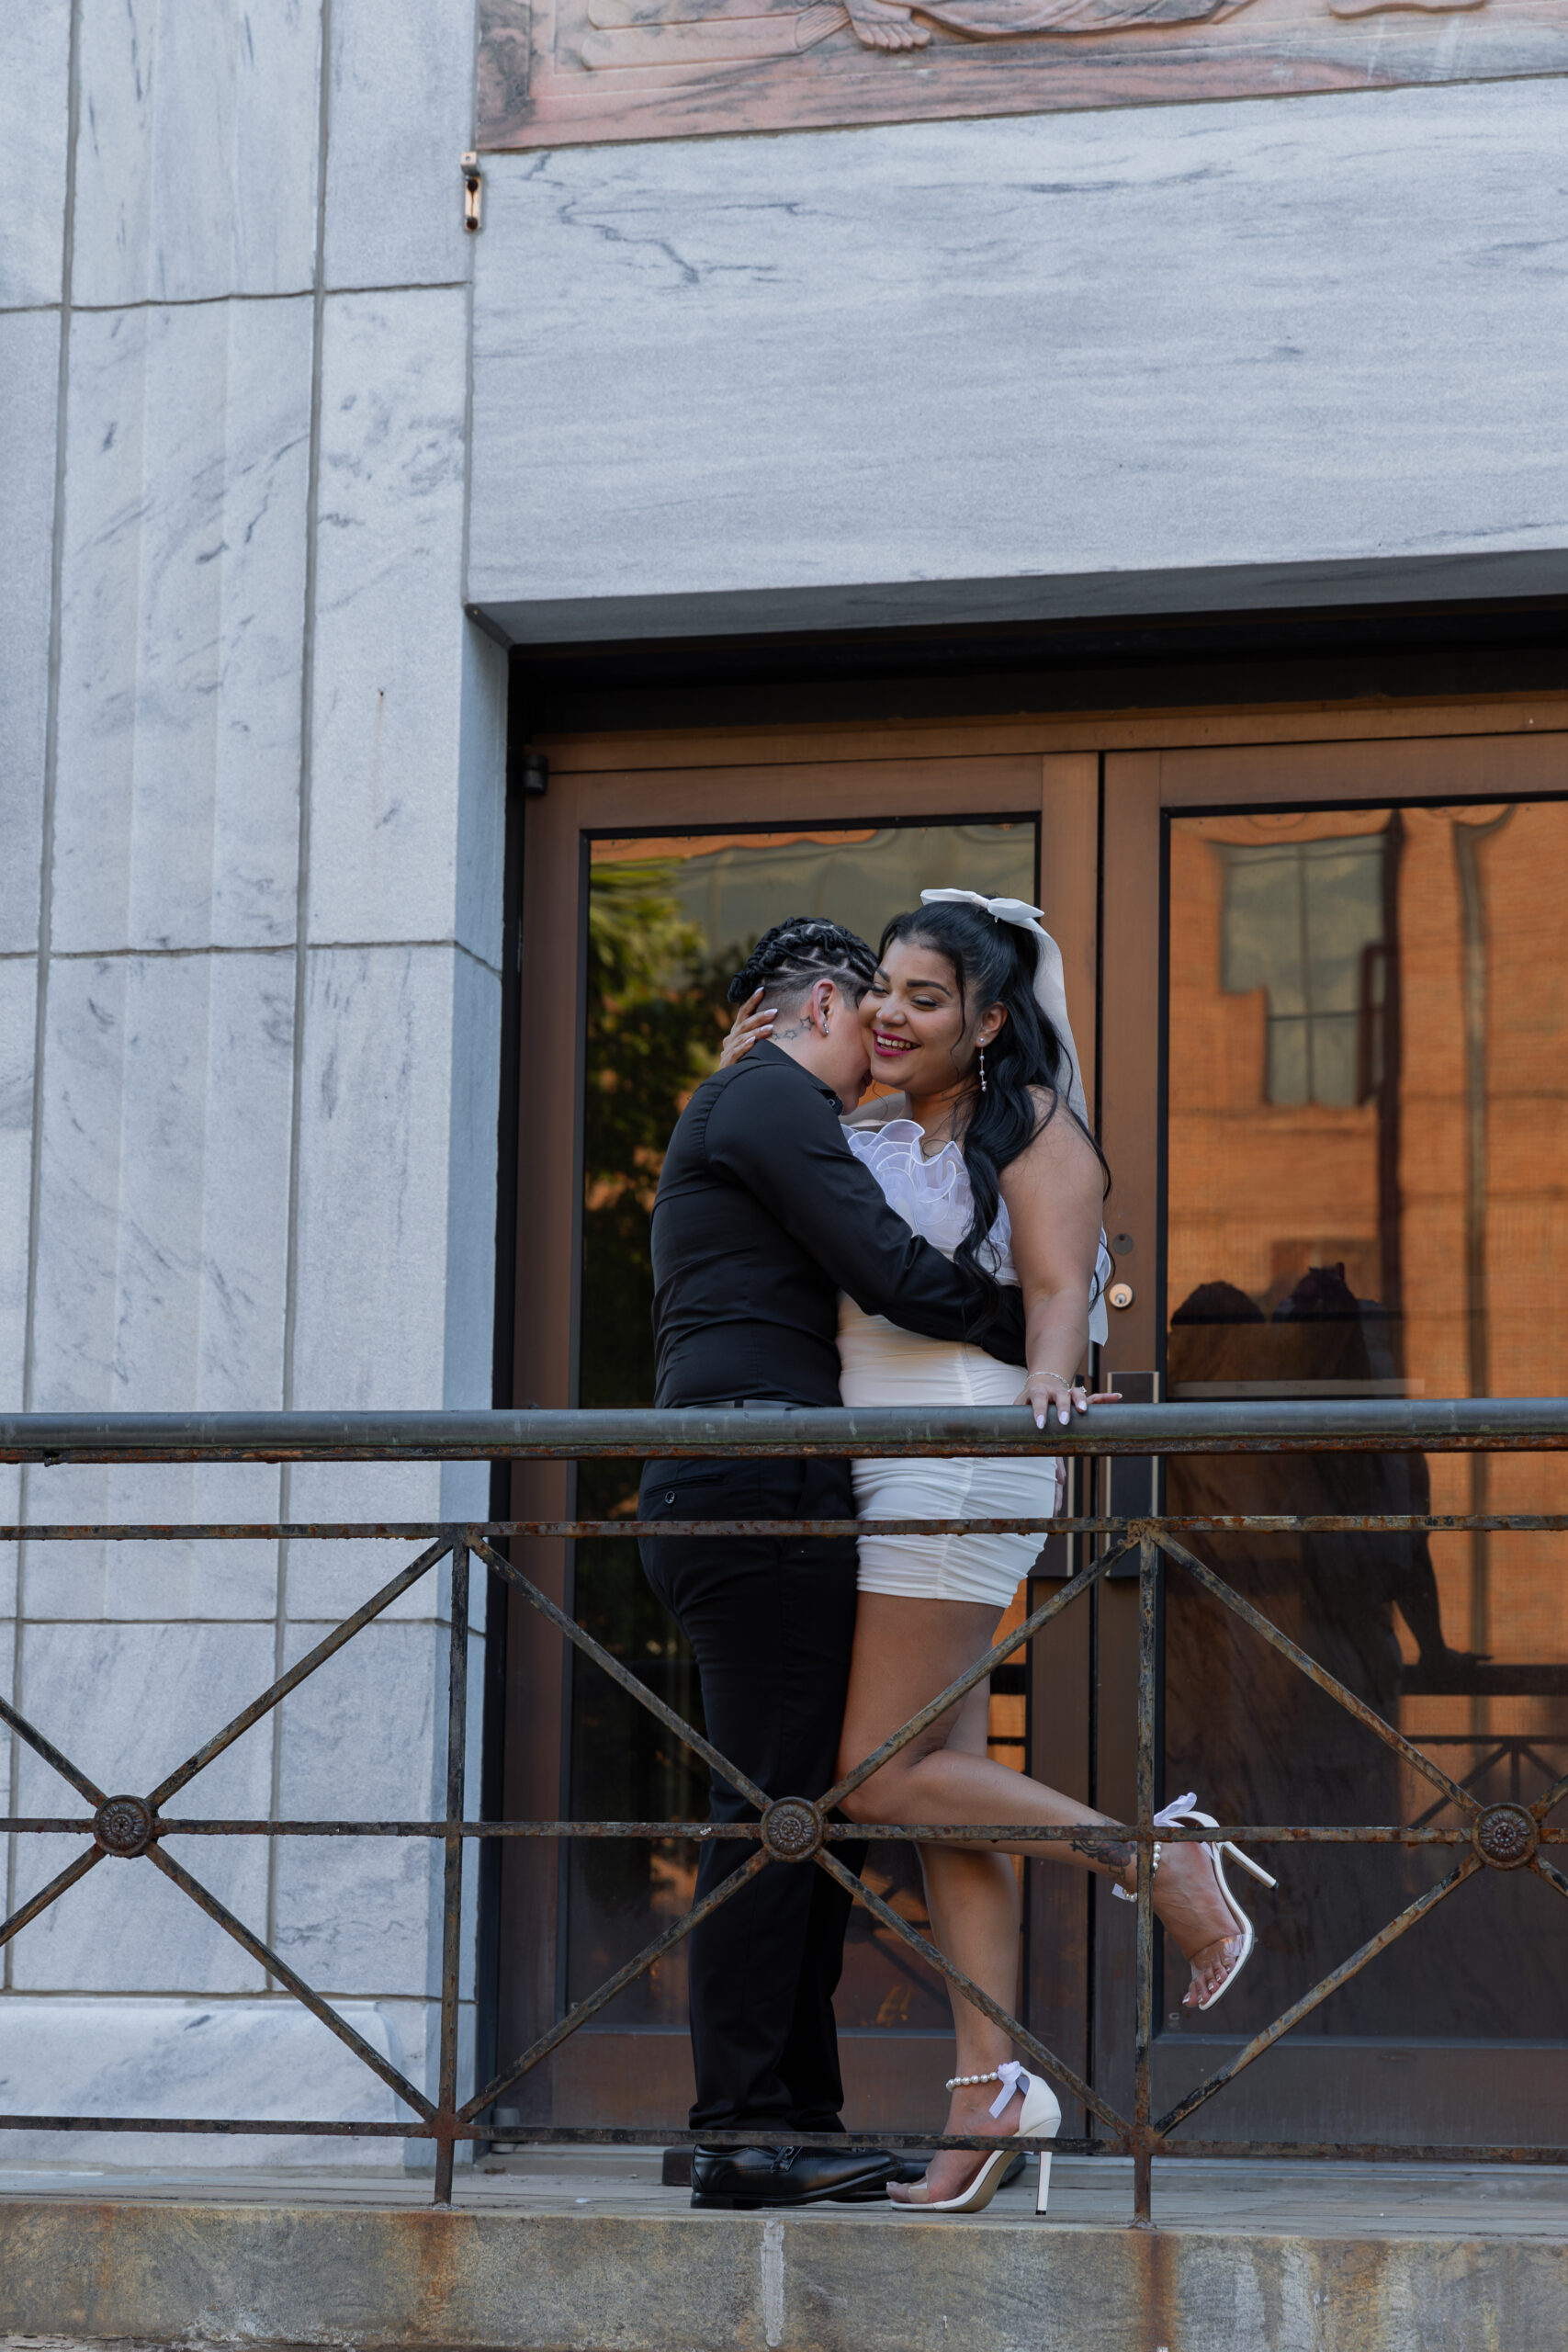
{"left": 723, "top": 889, "right": 1272, "bottom": 2214}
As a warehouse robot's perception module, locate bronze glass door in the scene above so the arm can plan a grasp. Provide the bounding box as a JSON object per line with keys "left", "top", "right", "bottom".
{"left": 500, "top": 745, "right": 1102, "bottom": 2137}
{"left": 1099, "top": 737, "right": 1568, "bottom": 2144}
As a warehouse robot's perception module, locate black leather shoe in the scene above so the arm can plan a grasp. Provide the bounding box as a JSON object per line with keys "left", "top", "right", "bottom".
{"left": 832, "top": 2155, "right": 927, "bottom": 2201}
{"left": 834, "top": 2150, "right": 1028, "bottom": 2201}
{"left": 691, "top": 2144, "right": 903, "bottom": 2209}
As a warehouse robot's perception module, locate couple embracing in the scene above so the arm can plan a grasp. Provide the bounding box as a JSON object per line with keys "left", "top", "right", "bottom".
{"left": 637, "top": 890, "right": 1274, "bottom": 2214}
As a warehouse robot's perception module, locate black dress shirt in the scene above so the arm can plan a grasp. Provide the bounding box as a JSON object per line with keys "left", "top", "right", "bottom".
{"left": 649, "top": 1041, "right": 1028, "bottom": 1408}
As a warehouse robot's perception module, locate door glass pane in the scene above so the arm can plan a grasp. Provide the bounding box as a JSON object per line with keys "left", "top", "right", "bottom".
{"left": 570, "top": 821, "right": 1038, "bottom": 2041}
{"left": 1166, "top": 799, "right": 1568, "bottom": 2046}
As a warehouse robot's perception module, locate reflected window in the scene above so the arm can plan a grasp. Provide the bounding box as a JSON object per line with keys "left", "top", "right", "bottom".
{"left": 1216, "top": 835, "right": 1386, "bottom": 1106}
{"left": 1165, "top": 797, "right": 1568, "bottom": 2052}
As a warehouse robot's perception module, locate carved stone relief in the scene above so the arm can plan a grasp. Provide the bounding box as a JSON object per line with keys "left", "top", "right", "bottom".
{"left": 478, "top": 0, "right": 1568, "bottom": 148}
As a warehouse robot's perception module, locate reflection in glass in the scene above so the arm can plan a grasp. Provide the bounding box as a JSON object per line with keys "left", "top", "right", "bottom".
{"left": 569, "top": 823, "right": 1037, "bottom": 2040}
{"left": 1166, "top": 802, "right": 1568, "bottom": 2042}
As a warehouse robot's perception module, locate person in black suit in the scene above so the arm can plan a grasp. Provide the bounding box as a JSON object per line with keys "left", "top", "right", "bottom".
{"left": 638, "top": 915, "right": 1031, "bottom": 2210}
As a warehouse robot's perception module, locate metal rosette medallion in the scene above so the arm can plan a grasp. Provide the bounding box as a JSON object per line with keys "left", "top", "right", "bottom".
{"left": 1472, "top": 1802, "right": 1538, "bottom": 1871}
{"left": 761, "top": 1795, "right": 825, "bottom": 1863}
{"left": 93, "top": 1792, "right": 155, "bottom": 1858}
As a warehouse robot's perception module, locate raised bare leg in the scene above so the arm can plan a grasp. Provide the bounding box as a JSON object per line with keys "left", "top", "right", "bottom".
{"left": 837, "top": 1594, "right": 1243, "bottom": 2008}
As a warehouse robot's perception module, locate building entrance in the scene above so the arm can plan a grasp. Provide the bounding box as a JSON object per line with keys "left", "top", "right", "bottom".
{"left": 497, "top": 714, "right": 1568, "bottom": 2146}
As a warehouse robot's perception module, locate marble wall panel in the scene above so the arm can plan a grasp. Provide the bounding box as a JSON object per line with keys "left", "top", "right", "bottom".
{"left": 53, "top": 299, "right": 311, "bottom": 956}
{"left": 286, "top": 936, "right": 496, "bottom": 1617}
{"left": 272, "top": 1620, "right": 442, "bottom": 1996}
{"left": 18, "top": 1463, "right": 281, "bottom": 1623}
{"left": 305, "top": 289, "right": 470, "bottom": 951}
{"left": 0, "top": 0, "right": 70, "bottom": 308}
{"left": 0, "top": 955, "right": 30, "bottom": 1614}
{"left": 0, "top": 1488, "right": 18, "bottom": 1621}
{"left": 0, "top": 1996, "right": 405, "bottom": 2165}
{"left": 0, "top": 309, "right": 61, "bottom": 955}
{"left": 0, "top": 960, "right": 37, "bottom": 1411}
{"left": 23, "top": 951, "right": 293, "bottom": 1617}
{"left": 468, "top": 82, "right": 1568, "bottom": 630}
{"left": 455, "top": 628, "right": 509, "bottom": 978}
{"left": 10, "top": 1619, "right": 276, "bottom": 1993}
{"left": 323, "top": 0, "right": 475, "bottom": 292}
{"left": 290, "top": 944, "right": 473, "bottom": 1409}
{"left": 71, "top": 0, "right": 321, "bottom": 308}
{"left": 277, "top": 1467, "right": 489, "bottom": 1626}
{"left": 444, "top": 945, "right": 503, "bottom": 1407}
{"left": 30, "top": 953, "right": 295, "bottom": 1413}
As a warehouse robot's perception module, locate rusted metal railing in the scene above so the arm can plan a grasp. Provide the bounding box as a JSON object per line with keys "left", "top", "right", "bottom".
{"left": 1, "top": 1400, "right": 1565, "bottom": 2222}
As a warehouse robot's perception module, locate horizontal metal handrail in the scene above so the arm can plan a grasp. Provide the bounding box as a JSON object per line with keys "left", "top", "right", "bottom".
{"left": 2, "top": 1405, "right": 1566, "bottom": 2223}
{"left": 3, "top": 1396, "right": 1568, "bottom": 1460}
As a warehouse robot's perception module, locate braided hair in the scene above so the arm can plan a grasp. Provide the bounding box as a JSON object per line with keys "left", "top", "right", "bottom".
{"left": 727, "top": 916, "right": 879, "bottom": 1010}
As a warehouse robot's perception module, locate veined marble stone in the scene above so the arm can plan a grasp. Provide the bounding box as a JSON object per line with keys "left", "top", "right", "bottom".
{"left": 18, "top": 1461, "right": 283, "bottom": 1623}
{"left": 272, "top": 1618, "right": 446, "bottom": 1998}
{"left": 324, "top": 0, "right": 476, "bottom": 292}
{"left": 0, "top": 1996, "right": 412, "bottom": 2166}
{"left": 307, "top": 290, "right": 474, "bottom": 952}
{"left": 0, "top": 310, "right": 61, "bottom": 954}
{"left": 53, "top": 299, "right": 312, "bottom": 956}
{"left": 30, "top": 953, "right": 295, "bottom": 1410}
{"left": 0, "top": 0, "right": 70, "bottom": 308}
{"left": 71, "top": 0, "right": 321, "bottom": 307}
{"left": 4, "top": 0, "right": 508, "bottom": 2171}
{"left": 11, "top": 1619, "right": 277, "bottom": 1994}
{"left": 0, "top": 962, "right": 37, "bottom": 1430}
{"left": 468, "top": 79, "right": 1568, "bottom": 637}
{"left": 290, "top": 944, "right": 498, "bottom": 1423}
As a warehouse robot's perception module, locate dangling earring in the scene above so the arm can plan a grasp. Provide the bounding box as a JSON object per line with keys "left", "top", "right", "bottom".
{"left": 978, "top": 1042, "right": 987, "bottom": 1092}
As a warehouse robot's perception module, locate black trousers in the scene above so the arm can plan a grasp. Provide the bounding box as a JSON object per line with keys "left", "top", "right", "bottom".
{"left": 638, "top": 1453, "right": 865, "bottom": 2135}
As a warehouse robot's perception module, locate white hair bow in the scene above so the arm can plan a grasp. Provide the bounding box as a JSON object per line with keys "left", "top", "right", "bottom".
{"left": 919, "top": 888, "right": 1110, "bottom": 1345}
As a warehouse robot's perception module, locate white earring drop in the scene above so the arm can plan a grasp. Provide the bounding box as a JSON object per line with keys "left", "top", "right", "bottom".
{"left": 978, "top": 1042, "right": 987, "bottom": 1091}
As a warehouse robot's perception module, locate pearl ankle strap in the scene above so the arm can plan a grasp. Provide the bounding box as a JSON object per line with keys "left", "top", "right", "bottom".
{"left": 945, "top": 2059, "right": 1028, "bottom": 2117}
{"left": 1111, "top": 1792, "right": 1197, "bottom": 1903}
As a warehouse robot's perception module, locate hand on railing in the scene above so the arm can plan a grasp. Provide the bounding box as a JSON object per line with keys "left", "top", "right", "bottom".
{"left": 1016, "top": 1372, "right": 1122, "bottom": 1431}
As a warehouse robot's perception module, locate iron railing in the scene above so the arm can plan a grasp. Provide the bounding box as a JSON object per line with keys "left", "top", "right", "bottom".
{"left": 2, "top": 1399, "right": 1566, "bottom": 2224}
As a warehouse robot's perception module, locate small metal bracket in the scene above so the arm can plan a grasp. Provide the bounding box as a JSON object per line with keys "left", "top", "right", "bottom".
{"left": 462, "top": 153, "right": 482, "bottom": 235}
{"left": 519, "top": 752, "right": 549, "bottom": 798}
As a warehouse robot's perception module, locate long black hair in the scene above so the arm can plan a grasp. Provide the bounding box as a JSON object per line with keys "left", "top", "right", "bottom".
{"left": 875, "top": 900, "right": 1110, "bottom": 1322}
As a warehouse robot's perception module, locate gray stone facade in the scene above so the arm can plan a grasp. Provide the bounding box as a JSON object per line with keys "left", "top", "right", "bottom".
{"left": 1, "top": 0, "right": 504, "bottom": 2164}
{"left": 2, "top": 0, "right": 1563, "bottom": 2172}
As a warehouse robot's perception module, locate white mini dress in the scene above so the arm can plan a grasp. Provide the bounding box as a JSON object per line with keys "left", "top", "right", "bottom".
{"left": 837, "top": 1117, "right": 1062, "bottom": 1611}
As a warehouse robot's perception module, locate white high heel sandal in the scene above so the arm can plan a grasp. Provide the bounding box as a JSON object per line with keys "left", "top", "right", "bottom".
{"left": 896, "top": 2060, "right": 1062, "bottom": 2216}
{"left": 1112, "top": 1791, "right": 1278, "bottom": 2011}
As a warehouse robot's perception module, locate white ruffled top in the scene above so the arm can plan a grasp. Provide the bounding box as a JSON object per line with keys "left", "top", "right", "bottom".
{"left": 844, "top": 1119, "right": 1018, "bottom": 1282}
{"left": 842, "top": 1113, "right": 1112, "bottom": 1345}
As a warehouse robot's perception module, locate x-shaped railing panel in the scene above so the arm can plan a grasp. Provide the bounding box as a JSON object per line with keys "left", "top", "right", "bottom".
{"left": 3, "top": 1402, "right": 1567, "bottom": 2222}
{"left": 0, "top": 1535, "right": 458, "bottom": 2154}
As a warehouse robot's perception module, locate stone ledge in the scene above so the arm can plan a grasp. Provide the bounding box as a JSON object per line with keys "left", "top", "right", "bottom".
{"left": 5, "top": 2194, "right": 1567, "bottom": 2352}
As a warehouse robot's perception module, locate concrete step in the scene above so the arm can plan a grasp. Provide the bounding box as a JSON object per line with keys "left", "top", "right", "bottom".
{"left": 5, "top": 2150, "right": 1567, "bottom": 2352}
